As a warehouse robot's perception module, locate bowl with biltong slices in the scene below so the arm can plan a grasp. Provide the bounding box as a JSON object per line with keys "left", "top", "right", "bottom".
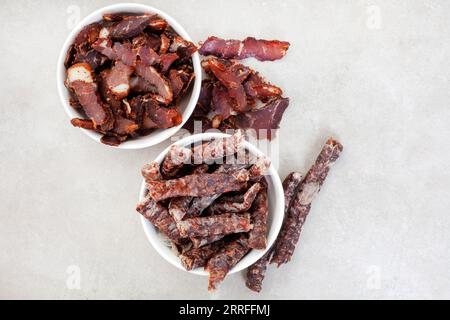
{"left": 136, "top": 131, "right": 284, "bottom": 287}
{"left": 57, "top": 3, "right": 202, "bottom": 148}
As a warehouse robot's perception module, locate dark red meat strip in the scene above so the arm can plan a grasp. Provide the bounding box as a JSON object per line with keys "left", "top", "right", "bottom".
{"left": 66, "top": 63, "right": 113, "bottom": 131}
{"left": 207, "top": 58, "right": 248, "bottom": 112}
{"left": 161, "top": 145, "right": 193, "bottom": 178}
{"left": 191, "top": 234, "right": 226, "bottom": 248}
{"left": 112, "top": 116, "right": 139, "bottom": 135}
{"left": 104, "top": 61, "right": 134, "bottom": 99}
{"left": 199, "top": 36, "right": 290, "bottom": 61}
{"left": 177, "top": 213, "right": 253, "bottom": 238}
{"left": 137, "top": 46, "right": 160, "bottom": 66}
{"left": 194, "top": 130, "right": 245, "bottom": 164}
{"left": 244, "top": 73, "right": 283, "bottom": 101}
{"left": 206, "top": 236, "right": 250, "bottom": 291}
{"left": 136, "top": 196, "right": 184, "bottom": 244}
{"left": 248, "top": 188, "right": 269, "bottom": 249}
{"left": 211, "top": 83, "right": 233, "bottom": 124}
{"left": 271, "top": 138, "right": 343, "bottom": 266}
{"left": 209, "top": 183, "right": 262, "bottom": 214}
{"left": 180, "top": 240, "right": 224, "bottom": 271}
{"left": 146, "top": 169, "right": 249, "bottom": 202}
{"left": 160, "top": 53, "right": 179, "bottom": 73}
{"left": 70, "top": 118, "right": 95, "bottom": 130}
{"left": 230, "top": 97, "right": 289, "bottom": 140}
{"left": 282, "top": 172, "right": 303, "bottom": 213}
{"left": 135, "top": 63, "right": 173, "bottom": 105}
{"left": 92, "top": 39, "right": 137, "bottom": 67}
{"left": 144, "top": 98, "right": 182, "bottom": 128}
{"left": 141, "top": 162, "right": 163, "bottom": 183}
{"left": 245, "top": 248, "right": 273, "bottom": 292}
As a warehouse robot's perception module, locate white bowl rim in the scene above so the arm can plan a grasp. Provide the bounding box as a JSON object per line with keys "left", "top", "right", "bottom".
{"left": 56, "top": 3, "right": 202, "bottom": 150}
{"left": 139, "top": 132, "right": 285, "bottom": 276}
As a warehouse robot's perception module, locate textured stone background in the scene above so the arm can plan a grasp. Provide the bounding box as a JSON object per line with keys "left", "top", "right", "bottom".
{"left": 0, "top": 0, "right": 449, "bottom": 299}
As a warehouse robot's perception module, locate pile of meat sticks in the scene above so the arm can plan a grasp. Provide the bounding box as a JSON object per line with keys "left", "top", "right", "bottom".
{"left": 137, "top": 131, "right": 343, "bottom": 291}
{"left": 64, "top": 13, "right": 197, "bottom": 146}
{"left": 137, "top": 131, "right": 272, "bottom": 290}
{"left": 184, "top": 36, "right": 291, "bottom": 139}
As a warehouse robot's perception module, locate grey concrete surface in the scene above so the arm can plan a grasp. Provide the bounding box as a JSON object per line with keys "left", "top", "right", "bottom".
{"left": 0, "top": 0, "right": 449, "bottom": 299}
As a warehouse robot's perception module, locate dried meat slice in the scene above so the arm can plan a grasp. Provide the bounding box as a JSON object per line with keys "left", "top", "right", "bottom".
{"left": 191, "top": 234, "right": 226, "bottom": 248}
{"left": 167, "top": 165, "right": 209, "bottom": 221}
{"left": 207, "top": 58, "right": 248, "bottom": 112}
{"left": 112, "top": 115, "right": 139, "bottom": 135}
{"left": 248, "top": 156, "right": 271, "bottom": 179}
{"left": 160, "top": 53, "right": 179, "bottom": 73}
{"left": 244, "top": 73, "right": 283, "bottom": 101}
{"left": 271, "top": 138, "right": 343, "bottom": 266}
{"left": 282, "top": 172, "right": 303, "bottom": 213}
{"left": 209, "top": 183, "right": 262, "bottom": 214}
{"left": 135, "top": 62, "right": 173, "bottom": 105}
{"left": 169, "top": 36, "right": 197, "bottom": 59}
{"left": 244, "top": 172, "right": 303, "bottom": 292}
{"left": 248, "top": 188, "right": 269, "bottom": 249}
{"left": 211, "top": 83, "right": 233, "bottom": 126}
{"left": 147, "top": 16, "right": 168, "bottom": 32}
{"left": 245, "top": 248, "right": 273, "bottom": 292}
{"left": 186, "top": 194, "right": 221, "bottom": 218}
{"left": 230, "top": 97, "right": 289, "bottom": 140}
{"left": 196, "top": 130, "right": 245, "bottom": 164}
{"left": 146, "top": 169, "right": 249, "bottom": 202}
{"left": 177, "top": 213, "right": 253, "bottom": 238}
{"left": 197, "top": 80, "right": 214, "bottom": 112}
{"left": 142, "top": 161, "right": 163, "bottom": 183}
{"left": 199, "top": 36, "right": 290, "bottom": 62}
{"left": 136, "top": 196, "right": 184, "bottom": 244}
{"left": 73, "top": 49, "right": 108, "bottom": 71}
{"left": 169, "top": 197, "right": 193, "bottom": 222}
{"left": 161, "top": 145, "right": 193, "bottom": 178}
{"left": 137, "top": 46, "right": 160, "bottom": 67}
{"left": 159, "top": 33, "right": 170, "bottom": 54}
{"left": 168, "top": 69, "right": 185, "bottom": 98}
{"left": 70, "top": 118, "right": 95, "bottom": 130}
{"left": 206, "top": 236, "right": 250, "bottom": 291}
{"left": 132, "top": 33, "right": 161, "bottom": 51}
{"left": 73, "top": 23, "right": 101, "bottom": 47}
{"left": 92, "top": 39, "right": 138, "bottom": 67}
{"left": 104, "top": 61, "right": 134, "bottom": 99}
{"left": 110, "top": 14, "right": 154, "bottom": 40}
{"left": 66, "top": 63, "right": 113, "bottom": 131}
{"left": 180, "top": 240, "right": 224, "bottom": 271}
{"left": 129, "top": 76, "right": 156, "bottom": 94}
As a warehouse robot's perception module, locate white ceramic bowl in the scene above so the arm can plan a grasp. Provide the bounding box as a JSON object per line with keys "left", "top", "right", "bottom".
{"left": 139, "top": 132, "right": 285, "bottom": 276}
{"left": 57, "top": 3, "right": 202, "bottom": 149}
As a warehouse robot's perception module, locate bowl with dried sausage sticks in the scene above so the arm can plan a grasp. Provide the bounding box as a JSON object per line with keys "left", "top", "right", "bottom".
{"left": 57, "top": 3, "right": 202, "bottom": 148}
{"left": 137, "top": 131, "right": 285, "bottom": 291}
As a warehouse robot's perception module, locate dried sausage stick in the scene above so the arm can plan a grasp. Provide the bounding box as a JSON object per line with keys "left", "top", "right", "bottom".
{"left": 248, "top": 187, "right": 269, "bottom": 249}
{"left": 136, "top": 196, "right": 184, "bottom": 244}
{"left": 206, "top": 236, "right": 250, "bottom": 291}
{"left": 161, "top": 145, "right": 193, "bottom": 178}
{"left": 147, "top": 170, "right": 249, "bottom": 202}
{"left": 180, "top": 240, "right": 224, "bottom": 271}
{"left": 209, "top": 183, "right": 262, "bottom": 214}
{"left": 177, "top": 213, "right": 253, "bottom": 238}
